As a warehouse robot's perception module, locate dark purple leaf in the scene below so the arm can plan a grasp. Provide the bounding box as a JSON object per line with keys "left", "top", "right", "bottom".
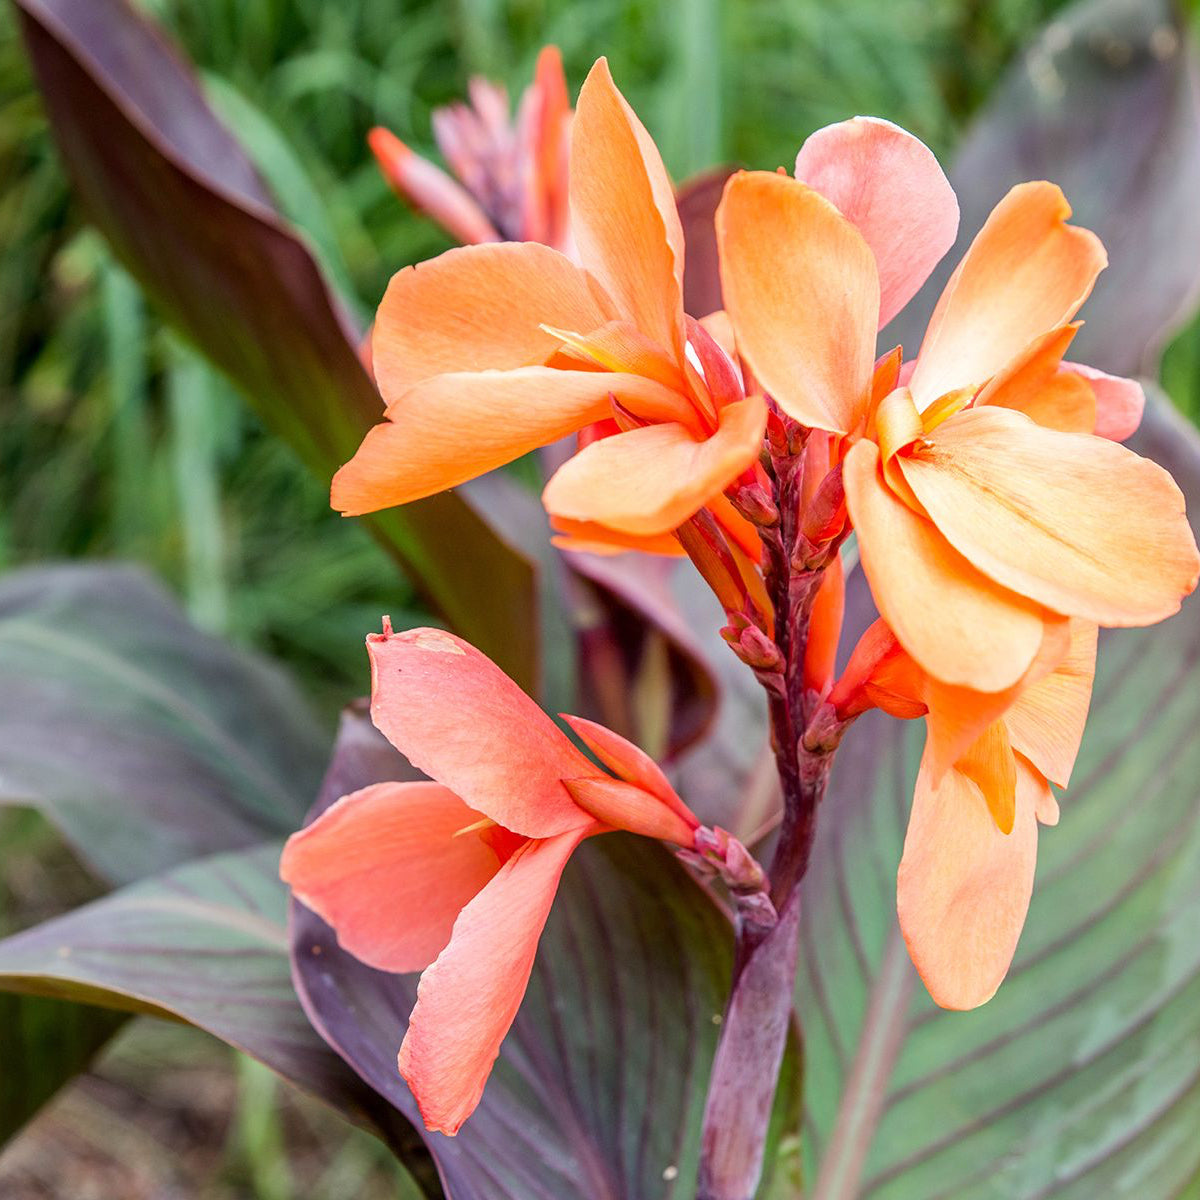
{"left": 891, "top": 0, "right": 1200, "bottom": 377}
{"left": 291, "top": 705, "right": 800, "bottom": 1200}
{"left": 678, "top": 167, "right": 736, "bottom": 319}
{"left": 0, "top": 563, "right": 327, "bottom": 886}
{"left": 0, "top": 840, "right": 435, "bottom": 1183}
{"left": 13, "top": 0, "right": 539, "bottom": 687}
{"left": 797, "top": 394, "right": 1200, "bottom": 1197}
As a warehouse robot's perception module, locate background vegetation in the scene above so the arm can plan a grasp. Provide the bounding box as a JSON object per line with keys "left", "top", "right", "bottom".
{"left": 3, "top": 0, "right": 1200, "bottom": 1194}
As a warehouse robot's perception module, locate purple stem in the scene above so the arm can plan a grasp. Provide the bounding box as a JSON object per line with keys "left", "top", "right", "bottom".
{"left": 697, "top": 416, "right": 841, "bottom": 1198}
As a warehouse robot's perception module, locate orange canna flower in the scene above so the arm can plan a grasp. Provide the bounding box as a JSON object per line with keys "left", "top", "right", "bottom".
{"left": 832, "top": 617, "right": 1097, "bottom": 1008}
{"left": 336, "top": 59, "right": 767, "bottom": 556}
{"left": 280, "top": 621, "right": 703, "bottom": 1135}
{"left": 370, "top": 45, "right": 572, "bottom": 249}
{"left": 716, "top": 117, "right": 1198, "bottom": 694}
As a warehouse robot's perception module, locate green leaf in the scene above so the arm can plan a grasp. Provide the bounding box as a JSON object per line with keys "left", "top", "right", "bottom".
{"left": 13, "top": 0, "right": 539, "bottom": 687}
{"left": 0, "top": 562, "right": 327, "bottom": 886}
{"left": 0, "top": 841, "right": 436, "bottom": 1185}
{"left": 0, "top": 994, "right": 127, "bottom": 1144}
{"left": 798, "top": 397, "right": 1200, "bottom": 1198}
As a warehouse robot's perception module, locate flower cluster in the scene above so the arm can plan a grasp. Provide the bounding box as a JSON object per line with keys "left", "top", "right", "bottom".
{"left": 285, "top": 52, "right": 1199, "bottom": 1135}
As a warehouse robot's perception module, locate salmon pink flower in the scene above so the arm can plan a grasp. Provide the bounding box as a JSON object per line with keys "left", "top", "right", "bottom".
{"left": 281, "top": 621, "right": 721, "bottom": 1135}
{"left": 370, "top": 45, "right": 572, "bottom": 250}
{"left": 335, "top": 58, "right": 767, "bottom": 556}
{"left": 716, "top": 117, "right": 1199, "bottom": 694}
{"left": 831, "top": 617, "right": 1097, "bottom": 1008}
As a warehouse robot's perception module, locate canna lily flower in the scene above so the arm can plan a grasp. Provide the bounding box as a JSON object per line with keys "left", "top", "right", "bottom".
{"left": 370, "top": 45, "right": 572, "bottom": 250}
{"left": 335, "top": 58, "right": 767, "bottom": 557}
{"left": 717, "top": 117, "right": 1198, "bottom": 694}
{"left": 831, "top": 616, "right": 1098, "bottom": 1007}
{"left": 280, "top": 620, "right": 706, "bottom": 1135}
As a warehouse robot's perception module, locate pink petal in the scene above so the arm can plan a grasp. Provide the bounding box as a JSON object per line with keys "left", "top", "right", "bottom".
{"left": 280, "top": 782, "right": 509, "bottom": 973}
{"left": 398, "top": 826, "right": 591, "bottom": 1133}
{"left": 559, "top": 713, "right": 693, "bottom": 822}
{"left": 795, "top": 116, "right": 958, "bottom": 329}
{"left": 1061, "top": 362, "right": 1146, "bottom": 441}
{"left": 368, "top": 127, "right": 500, "bottom": 247}
{"left": 368, "top": 627, "right": 595, "bottom": 838}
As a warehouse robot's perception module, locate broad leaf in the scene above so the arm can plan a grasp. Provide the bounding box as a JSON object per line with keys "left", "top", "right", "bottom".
{"left": 291, "top": 704, "right": 801, "bottom": 1199}
{"left": 895, "top": 0, "right": 1200, "bottom": 377}
{"left": 0, "top": 563, "right": 327, "bottom": 887}
{"left": 13, "top": 0, "right": 539, "bottom": 687}
{"left": 798, "top": 396, "right": 1200, "bottom": 1197}
{"left": 0, "top": 839, "right": 436, "bottom": 1185}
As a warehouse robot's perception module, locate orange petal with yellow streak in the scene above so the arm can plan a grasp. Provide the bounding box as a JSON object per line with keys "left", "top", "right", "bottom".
{"left": 281, "top": 782, "right": 507, "bottom": 974}
{"left": 368, "top": 626, "right": 595, "bottom": 839}
{"left": 975, "top": 324, "right": 1096, "bottom": 434}
{"left": 398, "top": 826, "right": 592, "bottom": 1134}
{"left": 843, "top": 439, "right": 1046, "bottom": 691}
{"left": 897, "top": 747, "right": 1040, "bottom": 1010}
{"left": 542, "top": 395, "right": 767, "bottom": 537}
{"left": 372, "top": 242, "right": 612, "bottom": 398}
{"left": 898, "top": 406, "right": 1200, "bottom": 626}
{"left": 716, "top": 170, "right": 879, "bottom": 435}
{"left": 570, "top": 59, "right": 685, "bottom": 359}
{"left": 921, "top": 613, "right": 1070, "bottom": 780}
{"left": 332, "top": 368, "right": 682, "bottom": 516}
{"left": 909, "top": 182, "right": 1106, "bottom": 410}
{"left": 1005, "top": 620, "right": 1098, "bottom": 787}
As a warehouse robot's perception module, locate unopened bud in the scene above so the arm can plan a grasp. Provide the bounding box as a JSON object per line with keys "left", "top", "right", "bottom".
{"left": 720, "top": 620, "right": 784, "bottom": 672}
{"left": 731, "top": 483, "right": 779, "bottom": 528}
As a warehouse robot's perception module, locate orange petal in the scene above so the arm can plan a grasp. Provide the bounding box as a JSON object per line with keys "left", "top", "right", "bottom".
{"left": 549, "top": 518, "right": 685, "bottom": 556}
{"left": 542, "top": 395, "right": 767, "bottom": 536}
{"left": 560, "top": 713, "right": 695, "bottom": 823}
{"left": 717, "top": 170, "right": 879, "bottom": 434}
{"left": 1005, "top": 620, "right": 1098, "bottom": 787}
{"left": 956, "top": 720, "right": 1018, "bottom": 834}
{"left": 332, "top": 368, "right": 682, "bottom": 516}
{"left": 843, "top": 439, "right": 1046, "bottom": 691}
{"left": 909, "top": 182, "right": 1107, "bottom": 410}
{"left": 794, "top": 116, "right": 958, "bottom": 329}
{"left": 898, "top": 406, "right": 1200, "bottom": 626}
{"left": 368, "top": 127, "right": 501, "bottom": 247}
{"left": 975, "top": 324, "right": 1096, "bottom": 434}
{"left": 921, "top": 613, "right": 1070, "bottom": 780}
{"left": 398, "top": 827, "right": 591, "bottom": 1134}
{"left": 562, "top": 776, "right": 696, "bottom": 844}
{"left": 1062, "top": 362, "right": 1145, "bottom": 441}
{"left": 520, "top": 45, "right": 571, "bottom": 247}
{"left": 803, "top": 553, "right": 845, "bottom": 695}
{"left": 368, "top": 626, "right": 595, "bottom": 838}
{"left": 897, "top": 746, "right": 1040, "bottom": 1010}
{"left": 281, "top": 782, "right": 507, "bottom": 973}
{"left": 570, "top": 59, "right": 684, "bottom": 359}
{"left": 372, "top": 242, "right": 612, "bottom": 398}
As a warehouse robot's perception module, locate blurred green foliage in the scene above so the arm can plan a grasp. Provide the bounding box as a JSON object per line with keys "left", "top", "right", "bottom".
{"left": 3, "top": 0, "right": 1199, "bottom": 719}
